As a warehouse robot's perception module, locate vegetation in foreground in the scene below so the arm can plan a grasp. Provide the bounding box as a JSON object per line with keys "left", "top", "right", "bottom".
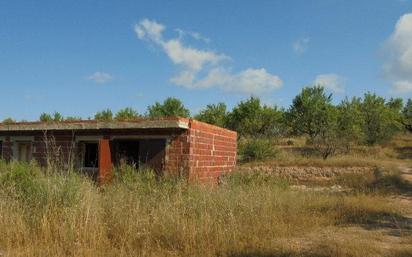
{"left": 1, "top": 87, "right": 412, "bottom": 256}
{"left": 0, "top": 161, "right": 411, "bottom": 257}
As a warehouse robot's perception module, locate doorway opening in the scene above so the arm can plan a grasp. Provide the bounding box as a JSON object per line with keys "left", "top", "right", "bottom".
{"left": 83, "top": 142, "right": 98, "bottom": 168}
{"left": 16, "top": 142, "right": 32, "bottom": 162}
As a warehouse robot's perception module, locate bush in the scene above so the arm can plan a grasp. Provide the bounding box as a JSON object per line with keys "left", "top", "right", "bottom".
{"left": 238, "top": 138, "right": 278, "bottom": 162}
{"left": 0, "top": 161, "right": 89, "bottom": 211}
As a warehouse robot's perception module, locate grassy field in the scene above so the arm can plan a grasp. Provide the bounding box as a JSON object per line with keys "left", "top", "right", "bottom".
{"left": 0, "top": 134, "right": 412, "bottom": 257}
{"left": 0, "top": 161, "right": 411, "bottom": 257}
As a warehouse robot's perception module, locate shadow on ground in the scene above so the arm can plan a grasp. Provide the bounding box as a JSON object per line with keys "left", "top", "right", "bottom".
{"left": 356, "top": 211, "right": 412, "bottom": 237}
{"left": 227, "top": 249, "right": 412, "bottom": 257}
{"left": 372, "top": 172, "right": 412, "bottom": 196}
{"left": 396, "top": 147, "right": 412, "bottom": 159}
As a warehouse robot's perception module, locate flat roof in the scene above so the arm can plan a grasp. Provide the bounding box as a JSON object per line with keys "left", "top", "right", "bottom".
{"left": 0, "top": 117, "right": 190, "bottom": 132}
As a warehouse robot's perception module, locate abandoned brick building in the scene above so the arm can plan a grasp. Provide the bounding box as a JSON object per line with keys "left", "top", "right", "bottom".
{"left": 0, "top": 118, "right": 237, "bottom": 183}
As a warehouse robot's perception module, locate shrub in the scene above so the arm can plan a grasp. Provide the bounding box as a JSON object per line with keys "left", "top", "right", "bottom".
{"left": 94, "top": 109, "right": 113, "bottom": 121}
{"left": 115, "top": 107, "right": 140, "bottom": 121}
{"left": 238, "top": 138, "right": 278, "bottom": 162}
{"left": 0, "top": 162, "right": 86, "bottom": 214}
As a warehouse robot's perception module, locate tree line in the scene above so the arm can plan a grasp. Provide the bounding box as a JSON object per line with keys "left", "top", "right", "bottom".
{"left": 2, "top": 86, "right": 412, "bottom": 157}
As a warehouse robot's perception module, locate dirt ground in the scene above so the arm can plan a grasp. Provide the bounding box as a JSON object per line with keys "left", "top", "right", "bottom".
{"left": 298, "top": 164, "right": 412, "bottom": 256}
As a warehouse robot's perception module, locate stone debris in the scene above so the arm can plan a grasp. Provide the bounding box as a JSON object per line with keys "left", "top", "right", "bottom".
{"left": 238, "top": 165, "right": 374, "bottom": 182}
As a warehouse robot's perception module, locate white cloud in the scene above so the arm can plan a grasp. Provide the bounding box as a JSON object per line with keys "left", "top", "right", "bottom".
{"left": 293, "top": 37, "right": 309, "bottom": 55}
{"left": 135, "top": 19, "right": 283, "bottom": 94}
{"left": 175, "top": 28, "right": 211, "bottom": 43}
{"left": 382, "top": 13, "right": 412, "bottom": 93}
{"left": 224, "top": 68, "right": 282, "bottom": 94}
{"left": 313, "top": 73, "right": 345, "bottom": 93}
{"left": 393, "top": 80, "right": 412, "bottom": 93}
{"left": 135, "top": 19, "right": 165, "bottom": 42}
{"left": 189, "top": 68, "right": 282, "bottom": 94}
{"left": 87, "top": 72, "right": 113, "bottom": 83}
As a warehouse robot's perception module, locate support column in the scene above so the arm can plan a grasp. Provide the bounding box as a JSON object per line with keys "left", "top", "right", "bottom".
{"left": 98, "top": 139, "right": 112, "bottom": 185}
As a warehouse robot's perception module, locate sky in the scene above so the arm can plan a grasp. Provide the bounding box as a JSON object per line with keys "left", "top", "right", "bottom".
{"left": 0, "top": 0, "right": 411, "bottom": 120}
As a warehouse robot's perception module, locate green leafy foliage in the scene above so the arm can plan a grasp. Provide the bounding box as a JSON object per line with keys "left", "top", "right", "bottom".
{"left": 286, "top": 86, "right": 335, "bottom": 140}
{"left": 195, "top": 102, "right": 227, "bottom": 127}
{"left": 147, "top": 97, "right": 190, "bottom": 118}
{"left": 335, "top": 97, "right": 364, "bottom": 151}
{"left": 359, "top": 93, "right": 402, "bottom": 145}
{"left": 402, "top": 98, "right": 412, "bottom": 132}
{"left": 226, "top": 96, "right": 284, "bottom": 137}
{"left": 94, "top": 109, "right": 113, "bottom": 121}
{"left": 238, "top": 138, "right": 278, "bottom": 162}
{"left": 39, "top": 112, "right": 64, "bottom": 122}
{"left": 39, "top": 113, "right": 53, "bottom": 122}
{"left": 115, "top": 107, "right": 140, "bottom": 121}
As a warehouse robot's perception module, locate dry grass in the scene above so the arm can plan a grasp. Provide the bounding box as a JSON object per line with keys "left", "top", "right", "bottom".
{"left": 0, "top": 162, "right": 411, "bottom": 257}
{"left": 243, "top": 134, "right": 412, "bottom": 168}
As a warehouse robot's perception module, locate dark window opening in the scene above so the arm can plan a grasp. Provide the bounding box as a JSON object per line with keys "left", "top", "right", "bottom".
{"left": 111, "top": 139, "right": 166, "bottom": 173}
{"left": 112, "top": 140, "right": 140, "bottom": 167}
{"left": 138, "top": 139, "right": 166, "bottom": 173}
{"left": 84, "top": 142, "right": 98, "bottom": 168}
{"left": 0, "top": 141, "right": 2, "bottom": 159}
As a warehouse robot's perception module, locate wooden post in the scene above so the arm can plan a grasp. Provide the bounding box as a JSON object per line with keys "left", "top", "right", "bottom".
{"left": 98, "top": 139, "right": 112, "bottom": 185}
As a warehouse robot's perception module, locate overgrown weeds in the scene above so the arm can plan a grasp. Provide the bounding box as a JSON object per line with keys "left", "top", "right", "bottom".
{"left": 0, "top": 162, "right": 410, "bottom": 256}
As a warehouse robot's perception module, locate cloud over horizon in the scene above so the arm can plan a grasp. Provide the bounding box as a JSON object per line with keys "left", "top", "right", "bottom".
{"left": 313, "top": 73, "right": 345, "bottom": 93}
{"left": 382, "top": 13, "right": 412, "bottom": 93}
{"left": 135, "top": 19, "right": 283, "bottom": 94}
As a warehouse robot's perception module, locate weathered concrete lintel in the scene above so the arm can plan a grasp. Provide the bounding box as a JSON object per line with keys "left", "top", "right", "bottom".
{"left": 0, "top": 119, "right": 190, "bottom": 132}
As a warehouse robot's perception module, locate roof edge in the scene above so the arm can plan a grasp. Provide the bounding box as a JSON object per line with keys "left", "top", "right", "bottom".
{"left": 0, "top": 117, "right": 190, "bottom": 132}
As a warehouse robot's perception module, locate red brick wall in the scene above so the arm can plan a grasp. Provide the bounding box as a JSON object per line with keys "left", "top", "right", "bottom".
{"left": 164, "top": 119, "right": 237, "bottom": 183}
{"left": 164, "top": 129, "right": 191, "bottom": 176}
{"left": 187, "top": 120, "right": 237, "bottom": 183}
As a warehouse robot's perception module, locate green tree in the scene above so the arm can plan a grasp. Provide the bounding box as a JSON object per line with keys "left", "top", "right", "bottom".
{"left": 195, "top": 103, "right": 227, "bottom": 127}
{"left": 52, "top": 112, "right": 63, "bottom": 122}
{"left": 386, "top": 97, "right": 404, "bottom": 112}
{"left": 402, "top": 98, "right": 412, "bottom": 133}
{"left": 147, "top": 97, "right": 190, "bottom": 118}
{"left": 115, "top": 107, "right": 140, "bottom": 121}
{"left": 2, "top": 117, "right": 15, "bottom": 124}
{"left": 226, "top": 97, "right": 283, "bottom": 137}
{"left": 286, "top": 86, "right": 335, "bottom": 140}
{"left": 39, "top": 112, "right": 64, "bottom": 122}
{"left": 94, "top": 109, "right": 113, "bottom": 121}
{"left": 310, "top": 114, "right": 339, "bottom": 159}
{"left": 39, "top": 113, "right": 53, "bottom": 122}
{"left": 335, "top": 97, "right": 363, "bottom": 151}
{"left": 359, "top": 93, "right": 401, "bottom": 145}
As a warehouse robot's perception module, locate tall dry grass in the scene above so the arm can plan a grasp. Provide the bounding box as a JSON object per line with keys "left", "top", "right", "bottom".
{"left": 0, "top": 161, "right": 410, "bottom": 257}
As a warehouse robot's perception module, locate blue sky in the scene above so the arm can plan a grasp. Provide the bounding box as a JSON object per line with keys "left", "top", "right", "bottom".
{"left": 0, "top": 0, "right": 411, "bottom": 120}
